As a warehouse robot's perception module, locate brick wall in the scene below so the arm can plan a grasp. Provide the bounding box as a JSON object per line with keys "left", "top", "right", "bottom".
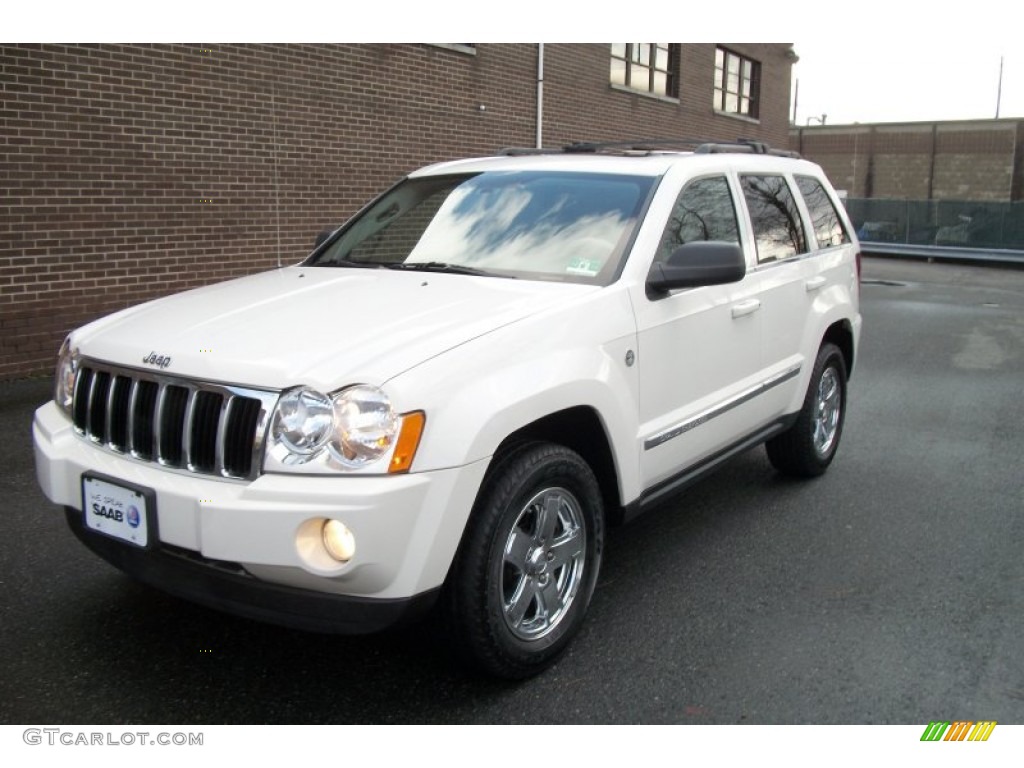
{"left": 792, "top": 119, "right": 1023, "bottom": 201}
{"left": 2, "top": 43, "right": 794, "bottom": 380}
{"left": 931, "top": 125, "right": 1017, "bottom": 200}
{"left": 542, "top": 44, "right": 794, "bottom": 147}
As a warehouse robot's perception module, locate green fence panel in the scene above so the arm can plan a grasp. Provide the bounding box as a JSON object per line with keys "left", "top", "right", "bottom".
{"left": 846, "top": 199, "right": 1024, "bottom": 251}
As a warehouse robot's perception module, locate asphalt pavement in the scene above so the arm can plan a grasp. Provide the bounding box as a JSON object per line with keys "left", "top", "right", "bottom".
{"left": 1, "top": 256, "right": 1022, "bottom": 724}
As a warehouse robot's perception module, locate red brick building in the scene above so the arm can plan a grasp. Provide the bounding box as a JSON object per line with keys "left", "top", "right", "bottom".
{"left": 2, "top": 43, "right": 797, "bottom": 380}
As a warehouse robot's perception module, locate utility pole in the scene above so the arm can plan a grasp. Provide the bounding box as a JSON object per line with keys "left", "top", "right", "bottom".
{"left": 995, "top": 55, "right": 1004, "bottom": 119}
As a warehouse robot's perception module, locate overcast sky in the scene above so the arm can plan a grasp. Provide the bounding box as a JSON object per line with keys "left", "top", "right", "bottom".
{"left": 783, "top": 0, "right": 1022, "bottom": 125}
{"left": 791, "top": 38, "right": 1021, "bottom": 126}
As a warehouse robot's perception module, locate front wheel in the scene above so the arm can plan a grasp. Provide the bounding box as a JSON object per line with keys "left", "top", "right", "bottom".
{"left": 446, "top": 442, "right": 604, "bottom": 679}
{"left": 766, "top": 342, "right": 848, "bottom": 477}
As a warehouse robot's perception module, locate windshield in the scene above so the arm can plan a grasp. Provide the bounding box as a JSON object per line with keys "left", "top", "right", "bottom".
{"left": 308, "top": 171, "right": 657, "bottom": 284}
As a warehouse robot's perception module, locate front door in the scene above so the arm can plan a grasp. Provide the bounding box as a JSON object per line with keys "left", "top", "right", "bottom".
{"left": 632, "top": 174, "right": 764, "bottom": 490}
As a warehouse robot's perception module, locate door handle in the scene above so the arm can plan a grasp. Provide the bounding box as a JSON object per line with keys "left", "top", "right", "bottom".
{"left": 805, "top": 276, "right": 827, "bottom": 292}
{"left": 731, "top": 299, "right": 761, "bottom": 318}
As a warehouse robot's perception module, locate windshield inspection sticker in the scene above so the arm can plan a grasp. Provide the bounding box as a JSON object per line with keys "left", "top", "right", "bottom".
{"left": 566, "top": 257, "right": 601, "bottom": 277}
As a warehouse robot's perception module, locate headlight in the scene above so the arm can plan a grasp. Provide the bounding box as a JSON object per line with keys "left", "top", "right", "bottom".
{"left": 54, "top": 338, "right": 78, "bottom": 418}
{"left": 329, "top": 385, "right": 397, "bottom": 468}
{"left": 271, "top": 387, "right": 334, "bottom": 456}
{"left": 264, "top": 384, "right": 425, "bottom": 474}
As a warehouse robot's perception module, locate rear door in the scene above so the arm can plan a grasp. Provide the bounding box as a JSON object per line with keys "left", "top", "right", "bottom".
{"left": 737, "top": 172, "right": 812, "bottom": 418}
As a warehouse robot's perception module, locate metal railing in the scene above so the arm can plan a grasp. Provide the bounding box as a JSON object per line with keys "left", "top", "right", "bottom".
{"left": 846, "top": 198, "right": 1024, "bottom": 264}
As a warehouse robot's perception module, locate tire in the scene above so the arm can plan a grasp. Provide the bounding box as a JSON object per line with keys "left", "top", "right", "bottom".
{"left": 766, "top": 342, "right": 848, "bottom": 478}
{"left": 446, "top": 442, "right": 604, "bottom": 679}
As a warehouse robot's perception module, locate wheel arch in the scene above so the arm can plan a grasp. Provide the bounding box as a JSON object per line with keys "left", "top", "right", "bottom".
{"left": 490, "top": 406, "right": 625, "bottom": 527}
{"left": 822, "top": 318, "right": 855, "bottom": 380}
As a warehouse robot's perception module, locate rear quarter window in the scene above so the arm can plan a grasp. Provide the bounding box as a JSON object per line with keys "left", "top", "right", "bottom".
{"left": 795, "top": 175, "right": 851, "bottom": 249}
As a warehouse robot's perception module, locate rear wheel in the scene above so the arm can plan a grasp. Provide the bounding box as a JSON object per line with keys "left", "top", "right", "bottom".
{"left": 766, "top": 342, "right": 847, "bottom": 477}
{"left": 446, "top": 442, "right": 604, "bottom": 679}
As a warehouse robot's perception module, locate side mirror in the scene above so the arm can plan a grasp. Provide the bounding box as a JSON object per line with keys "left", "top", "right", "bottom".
{"left": 314, "top": 226, "right": 336, "bottom": 249}
{"left": 646, "top": 242, "right": 746, "bottom": 298}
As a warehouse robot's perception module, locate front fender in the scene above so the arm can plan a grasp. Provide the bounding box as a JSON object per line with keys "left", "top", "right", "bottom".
{"left": 385, "top": 287, "right": 644, "bottom": 505}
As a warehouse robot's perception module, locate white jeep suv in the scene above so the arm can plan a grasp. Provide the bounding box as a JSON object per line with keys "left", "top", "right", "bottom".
{"left": 33, "top": 140, "right": 861, "bottom": 678}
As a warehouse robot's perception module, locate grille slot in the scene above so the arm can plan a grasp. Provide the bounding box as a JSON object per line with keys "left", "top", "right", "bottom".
{"left": 87, "top": 371, "right": 111, "bottom": 440}
{"left": 71, "top": 362, "right": 275, "bottom": 480}
{"left": 131, "top": 380, "right": 159, "bottom": 460}
{"left": 159, "top": 385, "right": 188, "bottom": 466}
{"left": 188, "top": 390, "right": 223, "bottom": 473}
{"left": 107, "top": 375, "right": 132, "bottom": 450}
{"left": 223, "top": 396, "right": 263, "bottom": 477}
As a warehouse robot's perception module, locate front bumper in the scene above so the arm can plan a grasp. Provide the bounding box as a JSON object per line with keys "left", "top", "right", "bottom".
{"left": 34, "top": 401, "right": 489, "bottom": 626}
{"left": 63, "top": 507, "right": 438, "bottom": 633}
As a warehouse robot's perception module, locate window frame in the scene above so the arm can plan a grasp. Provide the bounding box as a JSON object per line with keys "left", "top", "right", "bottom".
{"left": 610, "top": 44, "right": 680, "bottom": 99}
{"left": 713, "top": 47, "right": 761, "bottom": 119}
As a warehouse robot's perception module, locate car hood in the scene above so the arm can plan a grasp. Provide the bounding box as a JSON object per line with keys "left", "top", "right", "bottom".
{"left": 72, "top": 266, "right": 596, "bottom": 392}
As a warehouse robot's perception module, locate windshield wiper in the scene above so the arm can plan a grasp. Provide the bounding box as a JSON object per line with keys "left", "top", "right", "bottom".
{"left": 384, "top": 261, "right": 512, "bottom": 278}
{"left": 313, "top": 258, "right": 387, "bottom": 269}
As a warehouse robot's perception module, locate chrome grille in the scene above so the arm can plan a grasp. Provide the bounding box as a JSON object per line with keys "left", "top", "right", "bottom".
{"left": 71, "top": 361, "right": 278, "bottom": 480}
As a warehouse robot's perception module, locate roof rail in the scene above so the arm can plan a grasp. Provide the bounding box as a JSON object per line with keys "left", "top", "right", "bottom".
{"left": 498, "top": 138, "right": 715, "bottom": 156}
{"left": 563, "top": 138, "right": 714, "bottom": 153}
{"left": 694, "top": 139, "right": 801, "bottom": 158}
{"left": 499, "top": 140, "right": 708, "bottom": 156}
{"left": 497, "top": 147, "right": 565, "bottom": 156}
{"left": 497, "top": 138, "right": 801, "bottom": 158}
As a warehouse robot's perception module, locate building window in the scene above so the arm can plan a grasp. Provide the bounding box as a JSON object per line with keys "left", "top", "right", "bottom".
{"left": 610, "top": 44, "right": 678, "bottom": 98}
{"left": 714, "top": 47, "right": 760, "bottom": 118}
{"left": 429, "top": 44, "right": 476, "bottom": 55}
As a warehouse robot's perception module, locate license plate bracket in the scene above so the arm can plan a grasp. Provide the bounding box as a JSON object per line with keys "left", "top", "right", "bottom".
{"left": 81, "top": 473, "right": 157, "bottom": 549}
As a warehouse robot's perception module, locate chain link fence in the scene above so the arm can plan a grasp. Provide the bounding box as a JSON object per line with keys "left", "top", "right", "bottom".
{"left": 845, "top": 198, "right": 1024, "bottom": 251}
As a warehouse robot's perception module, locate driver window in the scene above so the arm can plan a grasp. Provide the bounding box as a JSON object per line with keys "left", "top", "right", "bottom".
{"left": 655, "top": 175, "right": 740, "bottom": 264}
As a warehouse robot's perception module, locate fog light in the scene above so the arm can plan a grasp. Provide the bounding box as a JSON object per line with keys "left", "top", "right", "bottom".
{"left": 322, "top": 520, "right": 356, "bottom": 563}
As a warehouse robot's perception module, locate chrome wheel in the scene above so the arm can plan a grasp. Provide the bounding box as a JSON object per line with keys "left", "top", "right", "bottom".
{"left": 765, "top": 342, "right": 847, "bottom": 478}
{"left": 447, "top": 443, "right": 603, "bottom": 678}
{"left": 813, "top": 366, "right": 842, "bottom": 456}
{"left": 501, "top": 487, "right": 586, "bottom": 641}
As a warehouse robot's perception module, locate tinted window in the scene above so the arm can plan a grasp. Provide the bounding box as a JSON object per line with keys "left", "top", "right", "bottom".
{"left": 795, "top": 175, "right": 851, "bottom": 249}
{"left": 311, "top": 171, "right": 655, "bottom": 284}
{"left": 740, "top": 175, "right": 807, "bottom": 263}
{"left": 655, "top": 176, "right": 740, "bottom": 263}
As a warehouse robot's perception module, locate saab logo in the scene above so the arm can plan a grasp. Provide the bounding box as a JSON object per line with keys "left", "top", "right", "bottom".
{"left": 920, "top": 721, "right": 997, "bottom": 741}
{"left": 142, "top": 351, "right": 172, "bottom": 369}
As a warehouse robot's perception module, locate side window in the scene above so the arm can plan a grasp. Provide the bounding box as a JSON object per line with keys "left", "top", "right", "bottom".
{"left": 655, "top": 176, "right": 740, "bottom": 263}
{"left": 740, "top": 174, "right": 808, "bottom": 263}
{"left": 795, "top": 175, "right": 851, "bottom": 249}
